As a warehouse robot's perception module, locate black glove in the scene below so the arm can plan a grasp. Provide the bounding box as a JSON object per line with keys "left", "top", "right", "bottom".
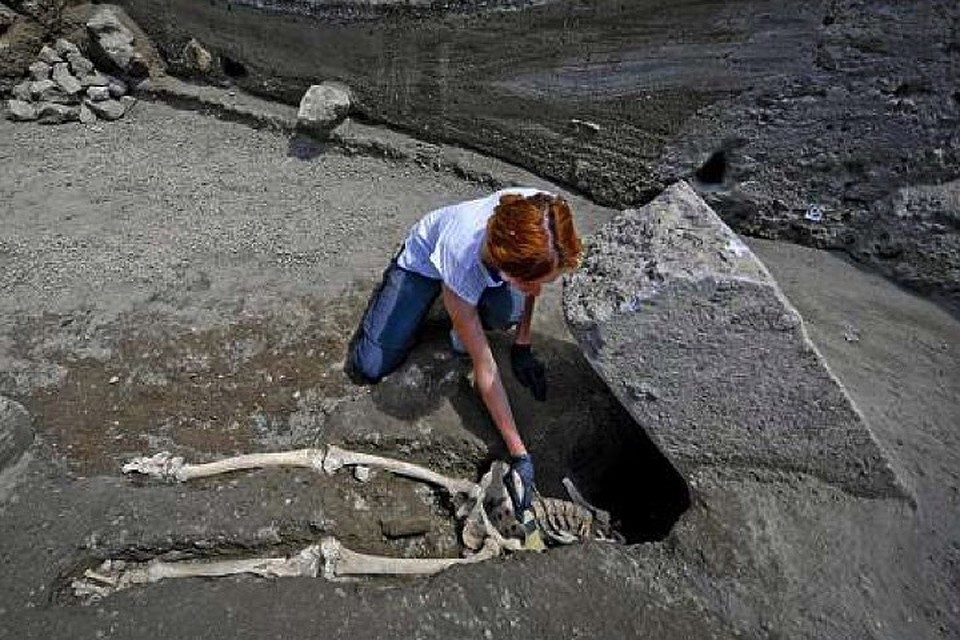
{"left": 510, "top": 343, "right": 546, "bottom": 401}
{"left": 505, "top": 453, "right": 536, "bottom": 514}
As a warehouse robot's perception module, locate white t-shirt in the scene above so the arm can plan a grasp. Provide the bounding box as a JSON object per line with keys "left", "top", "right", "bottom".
{"left": 397, "top": 187, "right": 548, "bottom": 305}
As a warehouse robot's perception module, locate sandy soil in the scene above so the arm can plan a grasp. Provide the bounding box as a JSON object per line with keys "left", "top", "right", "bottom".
{"left": 0, "top": 100, "right": 957, "bottom": 638}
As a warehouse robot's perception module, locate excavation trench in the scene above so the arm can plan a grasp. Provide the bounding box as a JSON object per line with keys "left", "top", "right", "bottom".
{"left": 2, "top": 100, "right": 689, "bottom": 599}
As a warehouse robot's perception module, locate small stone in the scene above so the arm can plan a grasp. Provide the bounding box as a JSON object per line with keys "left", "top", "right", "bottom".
{"left": 51, "top": 62, "right": 83, "bottom": 94}
{"left": 296, "top": 81, "right": 352, "bottom": 138}
{"left": 28, "top": 60, "right": 50, "bottom": 81}
{"left": 86, "top": 85, "right": 110, "bottom": 101}
{"left": 108, "top": 376, "right": 120, "bottom": 384}
{"left": 6, "top": 99, "right": 37, "bottom": 122}
{"left": 66, "top": 51, "right": 95, "bottom": 77}
{"left": 85, "top": 98, "right": 124, "bottom": 121}
{"left": 79, "top": 103, "right": 96, "bottom": 124}
{"left": 107, "top": 76, "right": 127, "bottom": 98}
{"left": 380, "top": 516, "right": 432, "bottom": 539}
{"left": 54, "top": 38, "right": 80, "bottom": 57}
{"left": 36, "top": 102, "right": 79, "bottom": 124}
{"left": 0, "top": 396, "right": 34, "bottom": 471}
{"left": 28, "top": 78, "right": 57, "bottom": 101}
{"left": 79, "top": 72, "right": 110, "bottom": 88}
{"left": 119, "top": 94, "right": 136, "bottom": 114}
{"left": 181, "top": 37, "right": 212, "bottom": 74}
{"left": 37, "top": 45, "right": 62, "bottom": 65}
{"left": 12, "top": 81, "right": 31, "bottom": 101}
{"left": 353, "top": 465, "right": 371, "bottom": 482}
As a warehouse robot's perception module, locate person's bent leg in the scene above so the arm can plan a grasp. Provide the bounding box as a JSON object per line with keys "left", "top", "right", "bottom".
{"left": 347, "top": 262, "right": 440, "bottom": 382}
{"left": 476, "top": 284, "right": 523, "bottom": 331}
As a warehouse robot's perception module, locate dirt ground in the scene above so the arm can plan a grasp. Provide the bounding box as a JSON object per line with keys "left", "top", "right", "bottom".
{"left": 0, "top": 101, "right": 958, "bottom": 638}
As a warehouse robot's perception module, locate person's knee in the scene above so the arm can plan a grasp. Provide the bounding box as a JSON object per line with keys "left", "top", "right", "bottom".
{"left": 346, "top": 333, "right": 398, "bottom": 384}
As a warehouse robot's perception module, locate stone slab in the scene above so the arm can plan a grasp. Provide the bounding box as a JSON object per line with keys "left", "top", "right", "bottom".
{"left": 563, "top": 180, "right": 905, "bottom": 499}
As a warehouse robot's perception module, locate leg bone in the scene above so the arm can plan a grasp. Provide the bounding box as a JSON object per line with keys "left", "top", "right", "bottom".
{"left": 123, "top": 449, "right": 326, "bottom": 481}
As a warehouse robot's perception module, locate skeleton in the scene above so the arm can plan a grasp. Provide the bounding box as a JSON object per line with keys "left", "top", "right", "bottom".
{"left": 71, "top": 445, "right": 620, "bottom": 601}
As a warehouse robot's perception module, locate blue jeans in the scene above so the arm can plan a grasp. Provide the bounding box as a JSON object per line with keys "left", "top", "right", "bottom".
{"left": 348, "top": 260, "right": 522, "bottom": 382}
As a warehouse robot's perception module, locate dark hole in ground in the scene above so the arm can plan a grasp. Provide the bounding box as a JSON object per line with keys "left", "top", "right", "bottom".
{"left": 369, "top": 311, "right": 691, "bottom": 545}
{"left": 695, "top": 150, "right": 727, "bottom": 185}
{"left": 221, "top": 55, "right": 247, "bottom": 78}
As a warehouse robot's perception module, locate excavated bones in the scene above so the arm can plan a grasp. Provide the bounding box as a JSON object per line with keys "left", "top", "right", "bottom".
{"left": 70, "top": 445, "right": 620, "bottom": 601}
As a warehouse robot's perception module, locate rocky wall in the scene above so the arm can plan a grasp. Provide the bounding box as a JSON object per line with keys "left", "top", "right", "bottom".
{"left": 89, "top": 0, "right": 960, "bottom": 308}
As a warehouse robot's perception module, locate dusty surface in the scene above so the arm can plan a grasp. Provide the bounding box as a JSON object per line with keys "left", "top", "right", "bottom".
{"left": 1, "top": 101, "right": 958, "bottom": 638}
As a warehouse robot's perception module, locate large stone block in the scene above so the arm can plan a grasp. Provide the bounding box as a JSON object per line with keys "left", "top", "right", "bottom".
{"left": 563, "top": 181, "right": 904, "bottom": 499}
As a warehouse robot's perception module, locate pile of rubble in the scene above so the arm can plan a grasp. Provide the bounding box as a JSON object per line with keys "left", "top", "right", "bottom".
{"left": 6, "top": 37, "right": 134, "bottom": 124}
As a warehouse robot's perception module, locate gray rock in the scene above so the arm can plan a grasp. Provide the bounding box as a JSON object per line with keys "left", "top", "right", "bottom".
{"left": 31, "top": 78, "right": 77, "bottom": 105}
{"left": 296, "top": 81, "right": 352, "bottom": 138}
{"left": 37, "top": 44, "right": 61, "bottom": 64}
{"left": 0, "top": 2, "right": 17, "bottom": 32}
{"left": 0, "top": 396, "right": 32, "bottom": 471}
{"left": 563, "top": 181, "right": 905, "bottom": 499}
{"left": 5, "top": 98, "right": 36, "bottom": 121}
{"left": 181, "top": 37, "right": 212, "bottom": 74}
{"left": 85, "top": 97, "right": 125, "bottom": 120}
{"left": 79, "top": 102, "right": 96, "bottom": 124}
{"left": 28, "top": 78, "right": 53, "bottom": 98}
{"left": 79, "top": 72, "right": 110, "bottom": 88}
{"left": 51, "top": 62, "right": 82, "bottom": 94}
{"left": 66, "top": 51, "right": 95, "bottom": 77}
{"left": 86, "top": 5, "right": 143, "bottom": 75}
{"left": 53, "top": 37, "right": 80, "bottom": 58}
{"left": 12, "top": 80, "right": 31, "bottom": 101}
{"left": 36, "top": 101, "right": 78, "bottom": 123}
{"left": 28, "top": 59, "right": 49, "bottom": 80}
{"left": 107, "top": 76, "right": 127, "bottom": 97}
{"left": 86, "top": 84, "right": 110, "bottom": 101}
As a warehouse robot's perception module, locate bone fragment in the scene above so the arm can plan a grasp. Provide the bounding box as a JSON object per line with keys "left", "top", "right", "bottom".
{"left": 123, "top": 449, "right": 326, "bottom": 481}
{"left": 562, "top": 476, "right": 613, "bottom": 526}
{"left": 320, "top": 537, "right": 498, "bottom": 579}
{"left": 323, "top": 445, "right": 478, "bottom": 498}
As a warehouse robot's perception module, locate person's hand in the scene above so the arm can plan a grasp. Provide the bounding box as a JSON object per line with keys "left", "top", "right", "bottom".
{"left": 510, "top": 343, "right": 546, "bottom": 401}
{"left": 505, "top": 453, "right": 536, "bottom": 514}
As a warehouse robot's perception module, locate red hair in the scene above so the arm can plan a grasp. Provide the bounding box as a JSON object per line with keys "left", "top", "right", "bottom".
{"left": 483, "top": 193, "right": 583, "bottom": 281}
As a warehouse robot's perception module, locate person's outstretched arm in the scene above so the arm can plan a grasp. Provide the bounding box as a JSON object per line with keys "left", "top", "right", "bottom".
{"left": 442, "top": 284, "right": 526, "bottom": 457}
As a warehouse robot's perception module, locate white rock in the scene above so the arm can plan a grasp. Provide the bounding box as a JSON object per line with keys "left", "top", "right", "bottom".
{"left": 181, "top": 38, "right": 212, "bottom": 74}
{"left": 51, "top": 62, "right": 83, "bottom": 95}
{"left": 86, "top": 6, "right": 136, "bottom": 73}
{"left": 12, "top": 80, "right": 31, "bottom": 101}
{"left": 66, "top": 51, "right": 95, "bottom": 77}
{"left": 85, "top": 97, "right": 124, "bottom": 121}
{"left": 79, "top": 72, "right": 110, "bottom": 88}
{"left": 6, "top": 99, "right": 37, "bottom": 122}
{"left": 79, "top": 102, "right": 97, "bottom": 124}
{"left": 86, "top": 85, "right": 110, "bottom": 101}
{"left": 28, "top": 60, "right": 50, "bottom": 81}
{"left": 119, "top": 94, "right": 136, "bottom": 114}
{"left": 54, "top": 38, "right": 80, "bottom": 58}
{"left": 297, "top": 82, "right": 352, "bottom": 138}
{"left": 107, "top": 76, "right": 127, "bottom": 98}
{"left": 37, "top": 45, "right": 62, "bottom": 65}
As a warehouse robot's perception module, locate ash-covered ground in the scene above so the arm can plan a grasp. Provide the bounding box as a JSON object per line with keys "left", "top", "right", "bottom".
{"left": 0, "top": 99, "right": 958, "bottom": 639}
